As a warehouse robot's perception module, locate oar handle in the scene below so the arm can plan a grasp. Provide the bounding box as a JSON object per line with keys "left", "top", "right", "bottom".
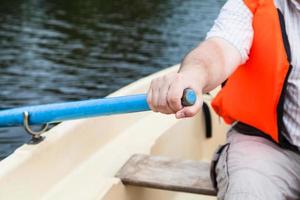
{"left": 181, "top": 88, "right": 197, "bottom": 107}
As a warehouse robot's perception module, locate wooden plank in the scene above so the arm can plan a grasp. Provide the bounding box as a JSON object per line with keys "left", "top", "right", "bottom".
{"left": 116, "top": 154, "right": 216, "bottom": 196}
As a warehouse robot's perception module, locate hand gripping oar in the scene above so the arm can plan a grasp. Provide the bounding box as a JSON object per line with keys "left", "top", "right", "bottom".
{"left": 0, "top": 89, "right": 196, "bottom": 141}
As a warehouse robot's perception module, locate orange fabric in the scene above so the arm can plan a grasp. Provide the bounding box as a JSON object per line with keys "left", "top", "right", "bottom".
{"left": 211, "top": 0, "right": 290, "bottom": 143}
{"left": 243, "top": 0, "right": 259, "bottom": 13}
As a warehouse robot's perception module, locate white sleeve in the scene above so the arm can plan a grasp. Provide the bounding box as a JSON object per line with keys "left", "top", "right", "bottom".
{"left": 206, "top": 0, "right": 254, "bottom": 63}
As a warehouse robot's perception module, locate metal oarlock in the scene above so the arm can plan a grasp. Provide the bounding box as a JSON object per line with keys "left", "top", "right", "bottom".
{"left": 23, "top": 111, "right": 49, "bottom": 141}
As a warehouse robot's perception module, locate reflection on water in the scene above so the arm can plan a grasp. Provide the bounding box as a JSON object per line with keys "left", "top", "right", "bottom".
{"left": 0, "top": 0, "right": 225, "bottom": 159}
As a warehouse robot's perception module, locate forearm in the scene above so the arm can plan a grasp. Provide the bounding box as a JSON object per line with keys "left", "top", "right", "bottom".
{"left": 147, "top": 37, "right": 243, "bottom": 118}
{"left": 179, "top": 38, "right": 242, "bottom": 93}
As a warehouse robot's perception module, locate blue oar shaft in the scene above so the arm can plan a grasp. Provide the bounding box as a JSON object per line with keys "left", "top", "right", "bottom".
{"left": 0, "top": 94, "right": 149, "bottom": 127}
{"left": 0, "top": 89, "right": 197, "bottom": 127}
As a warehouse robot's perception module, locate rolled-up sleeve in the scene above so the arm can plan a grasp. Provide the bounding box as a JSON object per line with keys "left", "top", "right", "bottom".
{"left": 206, "top": 0, "right": 254, "bottom": 63}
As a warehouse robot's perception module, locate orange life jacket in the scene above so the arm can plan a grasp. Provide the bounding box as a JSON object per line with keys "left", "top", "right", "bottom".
{"left": 211, "top": 0, "right": 292, "bottom": 143}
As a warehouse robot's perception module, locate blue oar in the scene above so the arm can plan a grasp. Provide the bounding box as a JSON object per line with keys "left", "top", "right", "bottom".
{"left": 0, "top": 89, "right": 196, "bottom": 128}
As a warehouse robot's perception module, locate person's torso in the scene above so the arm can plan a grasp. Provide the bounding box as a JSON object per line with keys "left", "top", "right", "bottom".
{"left": 275, "top": 0, "right": 300, "bottom": 147}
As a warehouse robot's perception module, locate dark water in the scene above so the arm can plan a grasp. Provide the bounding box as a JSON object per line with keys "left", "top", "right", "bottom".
{"left": 0, "top": 0, "right": 225, "bottom": 159}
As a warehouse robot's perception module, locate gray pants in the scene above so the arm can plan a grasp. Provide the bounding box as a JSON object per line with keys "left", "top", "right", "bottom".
{"left": 213, "top": 128, "right": 300, "bottom": 200}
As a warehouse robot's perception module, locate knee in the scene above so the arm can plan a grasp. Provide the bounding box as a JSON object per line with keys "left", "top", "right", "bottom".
{"left": 218, "top": 169, "right": 283, "bottom": 200}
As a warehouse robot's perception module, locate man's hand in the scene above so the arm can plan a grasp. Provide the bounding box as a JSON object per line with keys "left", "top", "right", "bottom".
{"left": 147, "top": 38, "right": 242, "bottom": 119}
{"left": 147, "top": 70, "right": 205, "bottom": 119}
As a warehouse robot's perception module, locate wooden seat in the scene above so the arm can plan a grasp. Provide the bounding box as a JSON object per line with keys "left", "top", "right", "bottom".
{"left": 116, "top": 154, "right": 216, "bottom": 196}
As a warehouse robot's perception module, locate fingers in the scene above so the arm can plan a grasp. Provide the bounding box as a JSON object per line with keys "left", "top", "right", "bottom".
{"left": 147, "top": 72, "right": 203, "bottom": 117}
{"left": 147, "top": 87, "right": 155, "bottom": 112}
{"left": 157, "top": 78, "right": 174, "bottom": 114}
{"left": 167, "top": 77, "right": 185, "bottom": 112}
{"left": 147, "top": 75, "right": 175, "bottom": 114}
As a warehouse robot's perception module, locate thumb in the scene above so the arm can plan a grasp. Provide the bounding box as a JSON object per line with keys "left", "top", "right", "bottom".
{"left": 175, "top": 94, "right": 203, "bottom": 119}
